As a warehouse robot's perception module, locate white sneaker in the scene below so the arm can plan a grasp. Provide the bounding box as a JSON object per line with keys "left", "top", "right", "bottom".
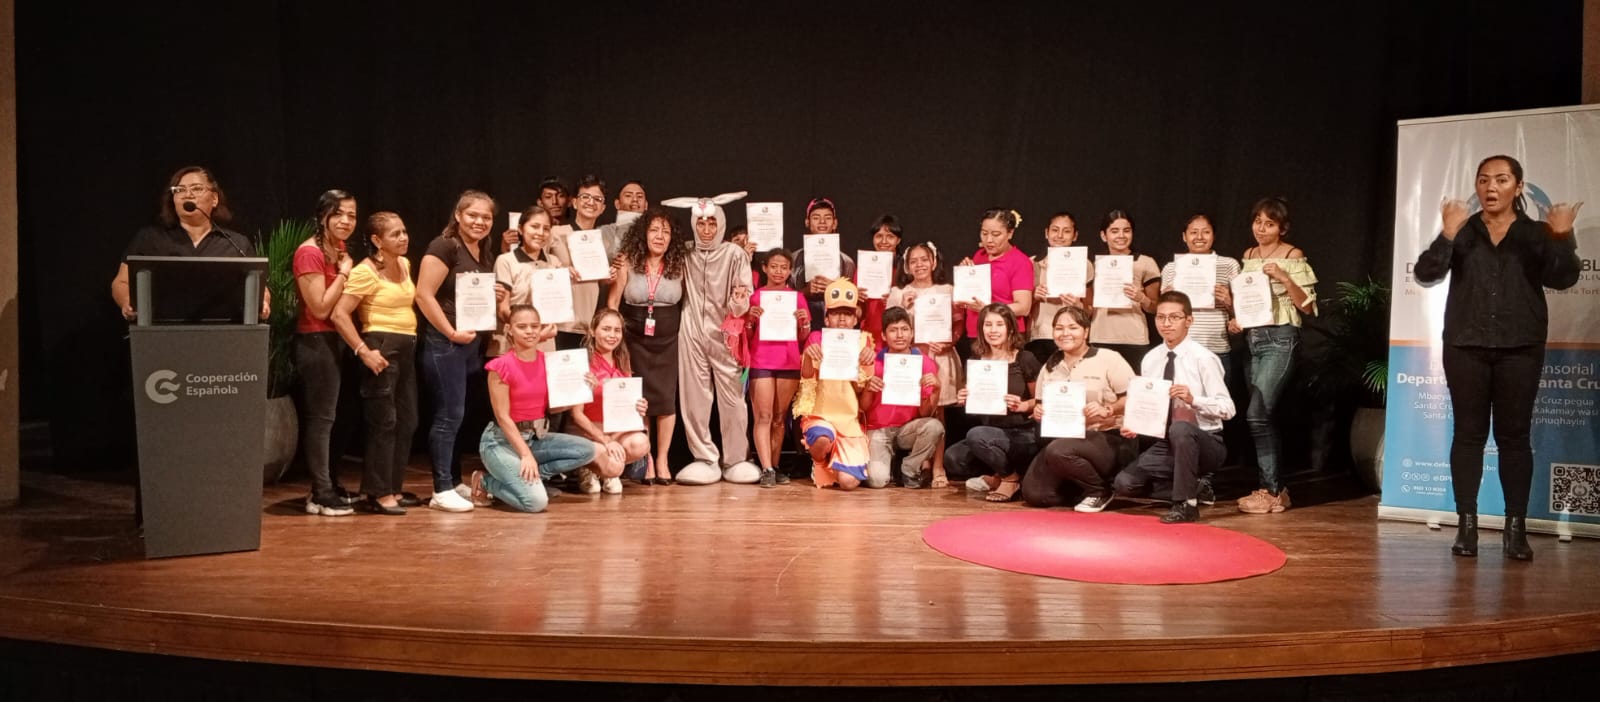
{"left": 577, "top": 468, "right": 602, "bottom": 494}
{"left": 305, "top": 497, "right": 354, "bottom": 517}
{"left": 965, "top": 476, "right": 995, "bottom": 493}
{"left": 1073, "top": 492, "right": 1112, "bottom": 513}
{"left": 602, "top": 476, "right": 623, "bottom": 494}
{"left": 428, "top": 488, "right": 475, "bottom": 512}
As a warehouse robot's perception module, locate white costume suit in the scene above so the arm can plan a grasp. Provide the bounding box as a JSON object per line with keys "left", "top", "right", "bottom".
{"left": 664, "top": 192, "right": 760, "bottom": 485}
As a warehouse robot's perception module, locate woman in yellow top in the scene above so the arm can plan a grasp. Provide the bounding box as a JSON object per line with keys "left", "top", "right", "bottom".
{"left": 1228, "top": 197, "right": 1317, "bottom": 515}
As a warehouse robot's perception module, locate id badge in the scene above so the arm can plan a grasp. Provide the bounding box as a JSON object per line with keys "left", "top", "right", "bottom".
{"left": 644, "top": 317, "right": 657, "bottom": 336}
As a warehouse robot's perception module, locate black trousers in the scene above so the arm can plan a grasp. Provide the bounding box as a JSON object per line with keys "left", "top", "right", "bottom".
{"left": 1020, "top": 431, "right": 1131, "bottom": 508}
{"left": 1442, "top": 344, "right": 1543, "bottom": 517}
{"left": 360, "top": 332, "right": 418, "bottom": 497}
{"left": 294, "top": 332, "right": 345, "bottom": 501}
{"left": 1114, "top": 422, "right": 1225, "bottom": 503}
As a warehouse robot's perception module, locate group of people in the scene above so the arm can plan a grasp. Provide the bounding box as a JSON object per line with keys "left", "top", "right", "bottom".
{"left": 113, "top": 156, "right": 1583, "bottom": 554}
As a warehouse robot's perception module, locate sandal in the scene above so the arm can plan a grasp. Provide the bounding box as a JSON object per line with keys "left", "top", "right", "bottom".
{"left": 985, "top": 479, "right": 1021, "bottom": 503}
{"left": 930, "top": 473, "right": 950, "bottom": 489}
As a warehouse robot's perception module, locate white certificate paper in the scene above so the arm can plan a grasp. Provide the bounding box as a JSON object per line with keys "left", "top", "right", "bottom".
{"left": 545, "top": 349, "right": 594, "bottom": 408}
{"left": 566, "top": 229, "right": 611, "bottom": 281}
{"left": 819, "top": 328, "right": 861, "bottom": 381}
{"left": 758, "top": 290, "right": 798, "bottom": 342}
{"left": 804, "top": 233, "right": 841, "bottom": 280}
{"left": 454, "top": 272, "right": 498, "bottom": 331}
{"left": 1172, "top": 254, "right": 1217, "bottom": 309}
{"left": 746, "top": 202, "right": 784, "bottom": 252}
{"left": 952, "top": 264, "right": 991, "bottom": 306}
{"left": 1093, "top": 256, "right": 1135, "bottom": 309}
{"left": 1123, "top": 377, "right": 1173, "bottom": 439}
{"left": 1040, "top": 381, "right": 1087, "bottom": 439}
{"left": 881, "top": 353, "right": 923, "bottom": 407}
{"left": 856, "top": 250, "right": 894, "bottom": 299}
{"left": 601, "top": 377, "right": 646, "bottom": 433}
{"left": 615, "top": 210, "right": 641, "bottom": 228}
{"left": 508, "top": 211, "right": 522, "bottom": 231}
{"left": 1231, "top": 272, "right": 1275, "bottom": 329}
{"left": 964, "top": 359, "right": 1008, "bottom": 416}
{"left": 913, "top": 292, "right": 952, "bottom": 343}
{"left": 530, "top": 268, "right": 575, "bottom": 324}
{"left": 1046, "top": 247, "right": 1088, "bottom": 299}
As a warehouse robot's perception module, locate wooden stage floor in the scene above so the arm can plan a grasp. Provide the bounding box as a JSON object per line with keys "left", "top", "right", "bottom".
{"left": 3, "top": 467, "right": 1600, "bottom": 687}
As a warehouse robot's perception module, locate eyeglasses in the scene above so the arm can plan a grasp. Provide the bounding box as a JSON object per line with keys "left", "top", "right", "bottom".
{"left": 169, "top": 184, "right": 211, "bottom": 196}
{"left": 1154, "top": 314, "right": 1189, "bottom": 323}
{"left": 575, "top": 194, "right": 604, "bottom": 204}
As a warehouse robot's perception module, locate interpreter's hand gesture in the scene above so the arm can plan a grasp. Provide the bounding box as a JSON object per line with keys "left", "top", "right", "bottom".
{"left": 1548, "top": 202, "right": 1584, "bottom": 238}
{"left": 358, "top": 347, "right": 389, "bottom": 375}
{"left": 1440, "top": 198, "right": 1471, "bottom": 240}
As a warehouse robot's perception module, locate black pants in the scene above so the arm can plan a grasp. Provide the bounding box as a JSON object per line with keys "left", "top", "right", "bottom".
{"left": 1114, "top": 422, "right": 1225, "bottom": 503}
{"left": 294, "top": 332, "right": 345, "bottom": 502}
{"left": 1442, "top": 344, "right": 1542, "bottom": 517}
{"left": 361, "top": 332, "right": 418, "bottom": 497}
{"left": 943, "top": 424, "right": 1040, "bottom": 479}
{"left": 1020, "top": 431, "right": 1130, "bottom": 508}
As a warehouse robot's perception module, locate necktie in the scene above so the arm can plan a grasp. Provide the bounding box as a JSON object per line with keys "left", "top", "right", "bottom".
{"left": 1164, "top": 351, "right": 1176, "bottom": 428}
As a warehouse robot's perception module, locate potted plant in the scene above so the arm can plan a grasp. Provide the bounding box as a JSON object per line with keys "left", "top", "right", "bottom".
{"left": 258, "top": 219, "right": 312, "bottom": 483}
{"left": 1306, "top": 278, "right": 1390, "bottom": 492}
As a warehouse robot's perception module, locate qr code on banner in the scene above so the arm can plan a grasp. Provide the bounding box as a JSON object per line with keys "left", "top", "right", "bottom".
{"left": 1550, "top": 464, "right": 1600, "bottom": 517}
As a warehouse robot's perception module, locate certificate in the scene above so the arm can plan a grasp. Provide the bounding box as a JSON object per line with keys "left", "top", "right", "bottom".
{"left": 508, "top": 211, "right": 522, "bottom": 231}
{"left": 881, "top": 353, "right": 923, "bottom": 407}
{"left": 952, "top": 264, "right": 991, "bottom": 306}
{"left": 1123, "top": 377, "right": 1172, "bottom": 439}
{"left": 819, "top": 328, "right": 861, "bottom": 381}
{"left": 566, "top": 229, "right": 611, "bottom": 281}
{"left": 1092, "top": 256, "right": 1135, "bottom": 309}
{"left": 746, "top": 202, "right": 784, "bottom": 252}
{"left": 601, "top": 377, "right": 646, "bottom": 433}
{"left": 758, "top": 290, "right": 798, "bottom": 341}
{"left": 615, "top": 210, "right": 641, "bottom": 228}
{"left": 530, "top": 268, "right": 575, "bottom": 324}
{"left": 1040, "top": 381, "right": 1087, "bottom": 439}
{"left": 1046, "top": 247, "right": 1088, "bottom": 298}
{"left": 1172, "top": 254, "right": 1217, "bottom": 309}
{"left": 454, "top": 272, "right": 498, "bottom": 331}
{"left": 804, "top": 233, "right": 841, "bottom": 280}
{"left": 856, "top": 250, "right": 894, "bottom": 299}
{"left": 545, "top": 349, "right": 594, "bottom": 408}
{"left": 913, "top": 292, "right": 952, "bottom": 343}
{"left": 964, "top": 359, "right": 1008, "bottom": 415}
{"left": 1231, "top": 272, "right": 1275, "bottom": 328}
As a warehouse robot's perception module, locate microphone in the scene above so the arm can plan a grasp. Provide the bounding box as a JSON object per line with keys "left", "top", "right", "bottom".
{"left": 184, "top": 201, "right": 248, "bottom": 257}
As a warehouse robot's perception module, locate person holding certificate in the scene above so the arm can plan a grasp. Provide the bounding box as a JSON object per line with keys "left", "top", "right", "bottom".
{"left": 492, "top": 207, "right": 562, "bottom": 357}
{"left": 887, "top": 241, "right": 963, "bottom": 486}
{"left": 566, "top": 309, "right": 652, "bottom": 495}
{"left": 1020, "top": 306, "right": 1136, "bottom": 512}
{"left": 1112, "top": 292, "right": 1236, "bottom": 524}
{"left": 1089, "top": 210, "right": 1162, "bottom": 370}
{"left": 662, "top": 192, "right": 759, "bottom": 486}
{"left": 860, "top": 307, "right": 944, "bottom": 488}
{"left": 548, "top": 175, "right": 632, "bottom": 350}
{"left": 1160, "top": 214, "right": 1241, "bottom": 365}
{"left": 1413, "top": 155, "right": 1582, "bottom": 560}
{"left": 744, "top": 249, "right": 810, "bottom": 487}
{"left": 1027, "top": 211, "right": 1087, "bottom": 363}
{"left": 948, "top": 304, "right": 1042, "bottom": 503}
{"left": 612, "top": 179, "right": 648, "bottom": 220}
{"left": 292, "top": 190, "right": 361, "bottom": 517}
{"left": 958, "top": 209, "right": 1035, "bottom": 360}
{"left": 796, "top": 280, "right": 877, "bottom": 490}
{"left": 787, "top": 197, "right": 857, "bottom": 332}
{"left": 415, "top": 189, "right": 501, "bottom": 513}
{"left": 330, "top": 212, "right": 419, "bottom": 515}
{"left": 468, "top": 305, "right": 624, "bottom": 514}
{"left": 606, "top": 208, "right": 689, "bottom": 485}
{"left": 1227, "top": 197, "right": 1317, "bottom": 516}
{"left": 855, "top": 214, "right": 904, "bottom": 345}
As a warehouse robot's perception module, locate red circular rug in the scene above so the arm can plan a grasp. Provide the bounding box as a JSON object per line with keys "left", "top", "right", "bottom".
{"left": 922, "top": 511, "right": 1287, "bottom": 584}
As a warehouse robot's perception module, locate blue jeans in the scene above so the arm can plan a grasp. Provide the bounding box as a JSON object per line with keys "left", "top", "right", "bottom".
{"left": 1245, "top": 324, "right": 1297, "bottom": 493}
{"left": 420, "top": 328, "right": 482, "bottom": 492}
{"left": 479, "top": 424, "right": 598, "bottom": 513}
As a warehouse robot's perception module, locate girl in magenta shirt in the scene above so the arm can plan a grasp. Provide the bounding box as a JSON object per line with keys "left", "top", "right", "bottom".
{"left": 470, "top": 305, "right": 623, "bottom": 513}
{"left": 744, "top": 249, "right": 810, "bottom": 486}
{"left": 567, "top": 308, "right": 651, "bottom": 495}
{"left": 959, "top": 209, "right": 1036, "bottom": 356}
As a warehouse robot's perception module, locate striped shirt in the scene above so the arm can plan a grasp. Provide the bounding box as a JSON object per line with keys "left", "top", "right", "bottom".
{"left": 1160, "top": 254, "right": 1241, "bottom": 355}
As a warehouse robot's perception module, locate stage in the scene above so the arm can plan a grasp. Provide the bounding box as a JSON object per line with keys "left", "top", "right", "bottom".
{"left": 3, "top": 466, "right": 1600, "bottom": 691}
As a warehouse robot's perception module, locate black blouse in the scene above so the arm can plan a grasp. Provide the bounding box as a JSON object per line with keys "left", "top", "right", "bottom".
{"left": 976, "top": 349, "right": 1042, "bottom": 430}
{"left": 1413, "top": 213, "right": 1580, "bottom": 348}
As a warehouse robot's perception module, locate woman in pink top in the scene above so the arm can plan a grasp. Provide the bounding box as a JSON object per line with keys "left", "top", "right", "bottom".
{"left": 293, "top": 189, "right": 359, "bottom": 516}
{"left": 744, "top": 249, "right": 810, "bottom": 487}
{"left": 959, "top": 209, "right": 1035, "bottom": 359}
{"left": 468, "top": 305, "right": 623, "bottom": 513}
{"left": 567, "top": 308, "right": 652, "bottom": 495}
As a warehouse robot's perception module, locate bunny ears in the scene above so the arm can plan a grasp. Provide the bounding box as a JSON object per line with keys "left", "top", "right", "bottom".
{"left": 662, "top": 191, "right": 748, "bottom": 221}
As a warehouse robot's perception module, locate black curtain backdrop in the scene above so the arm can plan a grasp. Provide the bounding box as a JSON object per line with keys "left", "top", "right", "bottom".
{"left": 17, "top": 1, "right": 1582, "bottom": 469}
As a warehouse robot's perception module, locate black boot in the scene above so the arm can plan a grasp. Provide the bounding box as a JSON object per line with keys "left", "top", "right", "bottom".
{"left": 1503, "top": 516, "right": 1533, "bottom": 561}
{"left": 1451, "top": 513, "right": 1478, "bottom": 557}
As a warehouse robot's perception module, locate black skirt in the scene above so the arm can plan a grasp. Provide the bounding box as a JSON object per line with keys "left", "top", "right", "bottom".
{"left": 620, "top": 302, "right": 681, "bottom": 416}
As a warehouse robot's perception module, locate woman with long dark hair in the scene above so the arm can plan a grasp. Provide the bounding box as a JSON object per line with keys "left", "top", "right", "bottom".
{"left": 947, "top": 303, "right": 1042, "bottom": 502}
{"left": 293, "top": 190, "right": 360, "bottom": 515}
{"left": 606, "top": 207, "right": 689, "bottom": 484}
